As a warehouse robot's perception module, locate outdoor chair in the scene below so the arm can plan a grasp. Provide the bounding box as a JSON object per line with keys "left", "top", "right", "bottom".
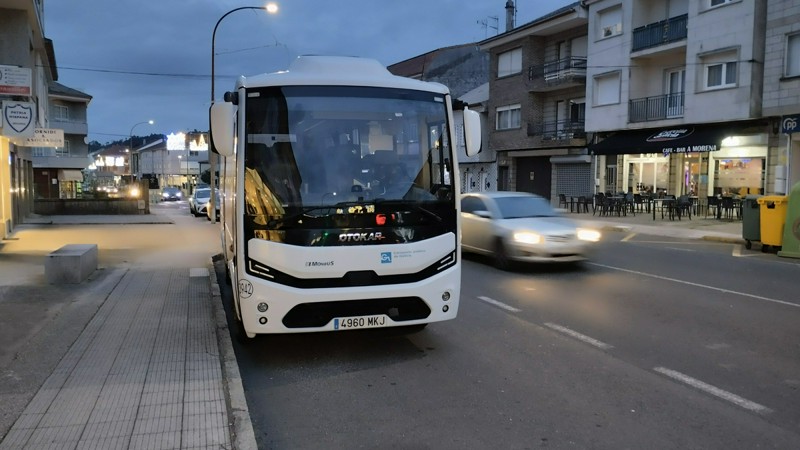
{"left": 558, "top": 193, "right": 569, "bottom": 210}
{"left": 706, "top": 195, "right": 719, "bottom": 218}
{"left": 593, "top": 193, "right": 607, "bottom": 216}
{"left": 576, "top": 195, "right": 590, "bottom": 213}
{"left": 675, "top": 195, "right": 692, "bottom": 220}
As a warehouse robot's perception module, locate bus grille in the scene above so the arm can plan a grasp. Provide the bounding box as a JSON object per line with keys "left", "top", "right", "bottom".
{"left": 282, "top": 297, "right": 431, "bottom": 328}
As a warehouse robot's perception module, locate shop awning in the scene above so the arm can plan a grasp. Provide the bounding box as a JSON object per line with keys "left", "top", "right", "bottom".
{"left": 58, "top": 169, "right": 84, "bottom": 182}
{"left": 589, "top": 123, "right": 737, "bottom": 156}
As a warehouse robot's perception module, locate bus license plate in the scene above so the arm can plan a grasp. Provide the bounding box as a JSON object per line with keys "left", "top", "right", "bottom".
{"left": 333, "top": 315, "right": 389, "bottom": 330}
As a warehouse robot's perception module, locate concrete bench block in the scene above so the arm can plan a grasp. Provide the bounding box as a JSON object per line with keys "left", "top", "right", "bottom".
{"left": 45, "top": 244, "right": 98, "bottom": 284}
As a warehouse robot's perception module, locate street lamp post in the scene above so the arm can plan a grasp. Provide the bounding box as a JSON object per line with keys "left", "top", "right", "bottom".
{"left": 129, "top": 120, "right": 154, "bottom": 183}
{"left": 210, "top": 3, "right": 278, "bottom": 224}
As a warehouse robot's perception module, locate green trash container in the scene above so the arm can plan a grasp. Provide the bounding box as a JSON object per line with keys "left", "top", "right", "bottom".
{"left": 741, "top": 194, "right": 762, "bottom": 249}
{"left": 757, "top": 195, "right": 789, "bottom": 250}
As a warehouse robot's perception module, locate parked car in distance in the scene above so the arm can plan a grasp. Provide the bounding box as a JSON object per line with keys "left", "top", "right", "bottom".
{"left": 460, "top": 191, "right": 601, "bottom": 269}
{"left": 161, "top": 186, "right": 183, "bottom": 201}
{"left": 189, "top": 188, "right": 212, "bottom": 216}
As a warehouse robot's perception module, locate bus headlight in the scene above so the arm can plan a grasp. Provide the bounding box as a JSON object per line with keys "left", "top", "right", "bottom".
{"left": 442, "top": 291, "right": 450, "bottom": 301}
{"left": 257, "top": 302, "right": 268, "bottom": 312}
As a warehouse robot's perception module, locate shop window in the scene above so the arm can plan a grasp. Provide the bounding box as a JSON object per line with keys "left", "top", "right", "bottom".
{"left": 713, "top": 158, "right": 764, "bottom": 196}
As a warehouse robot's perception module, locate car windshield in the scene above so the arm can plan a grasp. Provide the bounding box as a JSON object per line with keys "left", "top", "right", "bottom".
{"left": 195, "top": 189, "right": 211, "bottom": 200}
{"left": 494, "top": 196, "right": 558, "bottom": 219}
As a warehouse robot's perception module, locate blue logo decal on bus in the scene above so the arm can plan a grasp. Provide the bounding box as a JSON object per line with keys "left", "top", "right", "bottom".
{"left": 334, "top": 318, "right": 339, "bottom": 329}
{"left": 381, "top": 252, "right": 392, "bottom": 264}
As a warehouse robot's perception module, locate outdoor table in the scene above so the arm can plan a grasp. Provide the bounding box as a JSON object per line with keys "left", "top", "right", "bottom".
{"left": 652, "top": 198, "right": 676, "bottom": 220}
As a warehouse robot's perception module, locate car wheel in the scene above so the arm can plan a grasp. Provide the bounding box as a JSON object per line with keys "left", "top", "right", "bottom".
{"left": 494, "top": 238, "right": 513, "bottom": 270}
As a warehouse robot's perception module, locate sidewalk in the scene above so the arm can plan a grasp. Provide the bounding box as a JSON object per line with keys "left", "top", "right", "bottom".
{"left": 0, "top": 213, "right": 254, "bottom": 450}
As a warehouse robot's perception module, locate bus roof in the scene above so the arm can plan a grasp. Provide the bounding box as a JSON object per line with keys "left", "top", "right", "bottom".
{"left": 236, "top": 55, "right": 451, "bottom": 95}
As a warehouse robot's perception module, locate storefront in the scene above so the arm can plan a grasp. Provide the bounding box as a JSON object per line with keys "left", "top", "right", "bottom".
{"left": 589, "top": 121, "right": 769, "bottom": 200}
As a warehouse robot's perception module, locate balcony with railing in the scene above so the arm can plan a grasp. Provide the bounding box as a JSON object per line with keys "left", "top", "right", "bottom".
{"left": 50, "top": 118, "right": 88, "bottom": 135}
{"left": 629, "top": 92, "right": 684, "bottom": 123}
{"left": 631, "top": 14, "right": 688, "bottom": 53}
{"left": 527, "top": 57, "right": 587, "bottom": 92}
{"left": 527, "top": 119, "right": 586, "bottom": 141}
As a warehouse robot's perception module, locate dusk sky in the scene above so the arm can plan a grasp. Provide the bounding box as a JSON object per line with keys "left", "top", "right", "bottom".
{"left": 44, "top": 0, "right": 576, "bottom": 144}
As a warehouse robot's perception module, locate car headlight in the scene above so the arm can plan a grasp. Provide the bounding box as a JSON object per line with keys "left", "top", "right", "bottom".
{"left": 162, "top": 192, "right": 168, "bottom": 197}
{"left": 513, "top": 231, "right": 543, "bottom": 245}
{"left": 577, "top": 228, "right": 602, "bottom": 242}
{"left": 129, "top": 187, "right": 140, "bottom": 198}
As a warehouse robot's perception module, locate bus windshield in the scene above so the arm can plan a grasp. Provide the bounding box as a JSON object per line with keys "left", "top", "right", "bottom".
{"left": 243, "top": 85, "right": 455, "bottom": 241}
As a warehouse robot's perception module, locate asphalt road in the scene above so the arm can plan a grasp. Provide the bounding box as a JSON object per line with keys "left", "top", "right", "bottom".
{"left": 221, "top": 231, "right": 800, "bottom": 449}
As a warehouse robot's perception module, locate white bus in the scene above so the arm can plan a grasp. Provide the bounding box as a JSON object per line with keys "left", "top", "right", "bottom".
{"left": 210, "top": 55, "right": 481, "bottom": 337}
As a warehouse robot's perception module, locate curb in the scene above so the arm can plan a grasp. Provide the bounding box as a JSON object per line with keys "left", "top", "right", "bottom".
{"left": 209, "top": 260, "right": 258, "bottom": 450}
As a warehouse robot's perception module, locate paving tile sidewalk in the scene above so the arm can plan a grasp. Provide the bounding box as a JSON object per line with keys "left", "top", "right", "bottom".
{"left": 0, "top": 267, "right": 238, "bottom": 450}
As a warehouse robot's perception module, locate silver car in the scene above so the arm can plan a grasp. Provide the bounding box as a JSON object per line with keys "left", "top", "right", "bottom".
{"left": 460, "top": 191, "right": 601, "bottom": 269}
{"left": 189, "top": 188, "right": 212, "bottom": 217}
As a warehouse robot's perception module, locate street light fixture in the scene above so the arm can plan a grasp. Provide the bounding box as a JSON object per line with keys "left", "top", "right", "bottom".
{"left": 129, "top": 120, "right": 154, "bottom": 182}
{"left": 210, "top": 2, "right": 278, "bottom": 224}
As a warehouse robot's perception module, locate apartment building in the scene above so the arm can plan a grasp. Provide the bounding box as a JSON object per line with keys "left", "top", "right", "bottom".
{"left": 0, "top": 0, "right": 53, "bottom": 238}
{"left": 584, "top": 0, "right": 784, "bottom": 203}
{"left": 32, "top": 81, "right": 92, "bottom": 199}
{"left": 762, "top": 0, "right": 800, "bottom": 194}
{"left": 478, "top": 2, "right": 591, "bottom": 202}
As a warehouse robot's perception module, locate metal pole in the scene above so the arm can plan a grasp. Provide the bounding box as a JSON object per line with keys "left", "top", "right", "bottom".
{"left": 211, "top": 5, "right": 273, "bottom": 224}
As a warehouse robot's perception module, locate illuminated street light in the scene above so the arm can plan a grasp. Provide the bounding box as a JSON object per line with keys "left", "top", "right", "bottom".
{"left": 210, "top": 2, "right": 278, "bottom": 223}
{"left": 129, "top": 120, "right": 154, "bottom": 182}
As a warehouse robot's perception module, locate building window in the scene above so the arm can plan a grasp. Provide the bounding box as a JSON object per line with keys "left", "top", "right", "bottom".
{"left": 787, "top": 33, "right": 800, "bottom": 77}
{"left": 53, "top": 105, "right": 69, "bottom": 121}
{"left": 710, "top": 0, "right": 734, "bottom": 6}
{"left": 497, "top": 48, "right": 522, "bottom": 78}
{"left": 495, "top": 104, "right": 521, "bottom": 130}
{"left": 598, "top": 6, "right": 622, "bottom": 39}
{"left": 56, "top": 141, "right": 70, "bottom": 157}
{"left": 594, "top": 72, "right": 621, "bottom": 106}
{"left": 705, "top": 62, "right": 737, "bottom": 89}
{"left": 32, "top": 148, "right": 49, "bottom": 157}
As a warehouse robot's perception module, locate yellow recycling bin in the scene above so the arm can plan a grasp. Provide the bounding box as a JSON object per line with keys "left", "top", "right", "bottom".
{"left": 756, "top": 195, "right": 788, "bottom": 249}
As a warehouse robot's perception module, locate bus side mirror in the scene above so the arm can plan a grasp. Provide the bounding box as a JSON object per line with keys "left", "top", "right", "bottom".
{"left": 463, "top": 107, "right": 481, "bottom": 157}
{"left": 210, "top": 102, "right": 235, "bottom": 157}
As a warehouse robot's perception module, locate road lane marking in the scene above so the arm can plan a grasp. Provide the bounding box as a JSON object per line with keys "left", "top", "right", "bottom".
{"left": 544, "top": 323, "right": 613, "bottom": 350}
{"left": 622, "top": 233, "right": 636, "bottom": 242}
{"left": 654, "top": 367, "right": 772, "bottom": 414}
{"left": 588, "top": 262, "right": 800, "bottom": 309}
{"left": 477, "top": 296, "right": 521, "bottom": 312}
{"left": 664, "top": 247, "right": 696, "bottom": 252}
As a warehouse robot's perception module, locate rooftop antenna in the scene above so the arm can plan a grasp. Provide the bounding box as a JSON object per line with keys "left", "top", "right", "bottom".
{"left": 478, "top": 15, "right": 499, "bottom": 37}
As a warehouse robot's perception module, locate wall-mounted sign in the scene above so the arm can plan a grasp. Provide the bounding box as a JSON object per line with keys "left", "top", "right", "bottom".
{"left": 782, "top": 114, "right": 800, "bottom": 134}
{"left": 18, "top": 128, "right": 64, "bottom": 147}
{"left": 1, "top": 101, "right": 35, "bottom": 138}
{"left": 0, "top": 65, "right": 32, "bottom": 95}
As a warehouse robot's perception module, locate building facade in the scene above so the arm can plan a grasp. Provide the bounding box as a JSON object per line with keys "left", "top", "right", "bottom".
{"left": 1, "top": 0, "right": 54, "bottom": 238}
{"left": 584, "top": 0, "right": 797, "bottom": 205}
{"left": 32, "top": 81, "right": 92, "bottom": 199}
{"left": 478, "top": 2, "right": 592, "bottom": 203}
{"left": 762, "top": 0, "right": 800, "bottom": 193}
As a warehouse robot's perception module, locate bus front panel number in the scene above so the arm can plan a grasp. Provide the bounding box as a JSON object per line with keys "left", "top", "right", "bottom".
{"left": 333, "top": 315, "right": 388, "bottom": 330}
